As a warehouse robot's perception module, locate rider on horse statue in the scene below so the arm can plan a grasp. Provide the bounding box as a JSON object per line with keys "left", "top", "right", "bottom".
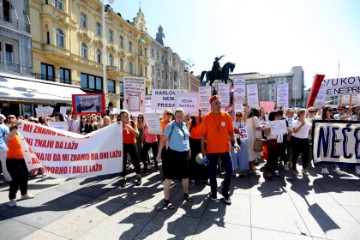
{"left": 211, "top": 55, "right": 225, "bottom": 79}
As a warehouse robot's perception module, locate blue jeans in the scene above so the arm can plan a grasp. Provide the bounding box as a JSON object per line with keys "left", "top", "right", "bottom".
{"left": 207, "top": 152, "right": 233, "bottom": 196}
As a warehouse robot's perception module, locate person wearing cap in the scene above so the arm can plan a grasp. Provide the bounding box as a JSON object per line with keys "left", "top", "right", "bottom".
{"left": 0, "top": 114, "right": 11, "bottom": 182}
{"left": 200, "top": 95, "right": 240, "bottom": 204}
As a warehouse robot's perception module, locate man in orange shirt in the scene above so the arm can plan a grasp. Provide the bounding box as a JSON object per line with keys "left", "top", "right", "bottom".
{"left": 200, "top": 95, "right": 240, "bottom": 204}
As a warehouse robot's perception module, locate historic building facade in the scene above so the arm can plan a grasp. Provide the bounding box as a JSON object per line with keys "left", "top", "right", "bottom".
{"left": 230, "top": 66, "right": 305, "bottom": 107}
{"left": 149, "top": 25, "right": 186, "bottom": 90}
{"left": 29, "top": 0, "right": 152, "bottom": 108}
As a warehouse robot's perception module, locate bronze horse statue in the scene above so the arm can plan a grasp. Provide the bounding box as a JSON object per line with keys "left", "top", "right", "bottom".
{"left": 200, "top": 62, "right": 236, "bottom": 86}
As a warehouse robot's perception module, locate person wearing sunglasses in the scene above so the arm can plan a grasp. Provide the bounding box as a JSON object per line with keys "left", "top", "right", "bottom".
{"left": 78, "top": 115, "right": 94, "bottom": 135}
{"left": 334, "top": 104, "right": 350, "bottom": 120}
{"left": 136, "top": 114, "right": 145, "bottom": 168}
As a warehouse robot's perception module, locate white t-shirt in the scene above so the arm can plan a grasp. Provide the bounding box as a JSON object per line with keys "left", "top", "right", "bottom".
{"left": 292, "top": 119, "right": 311, "bottom": 139}
{"left": 233, "top": 120, "right": 245, "bottom": 139}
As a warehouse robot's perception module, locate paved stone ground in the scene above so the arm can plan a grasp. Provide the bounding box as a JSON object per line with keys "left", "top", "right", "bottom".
{"left": 1, "top": 162, "right": 360, "bottom": 240}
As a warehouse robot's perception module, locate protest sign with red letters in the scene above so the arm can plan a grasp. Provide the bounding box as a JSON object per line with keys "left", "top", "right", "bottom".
{"left": 18, "top": 122, "right": 123, "bottom": 178}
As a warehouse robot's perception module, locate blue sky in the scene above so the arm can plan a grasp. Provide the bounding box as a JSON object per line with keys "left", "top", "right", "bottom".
{"left": 110, "top": 0, "right": 360, "bottom": 88}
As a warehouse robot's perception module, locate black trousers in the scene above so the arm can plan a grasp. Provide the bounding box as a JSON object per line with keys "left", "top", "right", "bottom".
{"left": 141, "top": 142, "right": 159, "bottom": 169}
{"left": 291, "top": 136, "right": 309, "bottom": 170}
{"left": 6, "top": 159, "right": 29, "bottom": 200}
{"left": 266, "top": 145, "right": 280, "bottom": 174}
{"left": 121, "top": 143, "right": 141, "bottom": 177}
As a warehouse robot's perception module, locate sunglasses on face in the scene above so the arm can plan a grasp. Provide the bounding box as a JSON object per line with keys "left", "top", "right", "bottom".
{"left": 308, "top": 111, "right": 315, "bottom": 113}
{"left": 236, "top": 115, "right": 242, "bottom": 117}
{"left": 338, "top": 108, "right": 344, "bottom": 110}
{"left": 328, "top": 109, "right": 333, "bottom": 112}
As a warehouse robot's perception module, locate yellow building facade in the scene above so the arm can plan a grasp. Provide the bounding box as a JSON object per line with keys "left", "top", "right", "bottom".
{"left": 29, "top": 0, "right": 152, "bottom": 108}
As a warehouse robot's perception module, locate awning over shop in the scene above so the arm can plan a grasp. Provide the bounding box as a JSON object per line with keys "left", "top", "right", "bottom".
{"left": 0, "top": 73, "right": 85, "bottom": 104}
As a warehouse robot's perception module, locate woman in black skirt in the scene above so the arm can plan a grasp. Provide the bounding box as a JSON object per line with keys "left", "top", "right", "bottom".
{"left": 156, "top": 108, "right": 192, "bottom": 209}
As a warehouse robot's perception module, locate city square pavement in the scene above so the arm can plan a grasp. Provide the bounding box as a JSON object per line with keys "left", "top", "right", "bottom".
{"left": 1, "top": 162, "right": 360, "bottom": 240}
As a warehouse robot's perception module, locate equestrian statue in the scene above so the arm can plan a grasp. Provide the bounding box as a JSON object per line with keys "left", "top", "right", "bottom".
{"left": 200, "top": 55, "right": 236, "bottom": 86}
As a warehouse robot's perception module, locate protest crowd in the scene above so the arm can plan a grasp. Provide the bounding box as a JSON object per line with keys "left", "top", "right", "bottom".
{"left": 1, "top": 94, "right": 360, "bottom": 209}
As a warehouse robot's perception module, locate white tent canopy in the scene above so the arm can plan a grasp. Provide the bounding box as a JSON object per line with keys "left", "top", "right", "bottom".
{"left": 0, "top": 73, "right": 85, "bottom": 104}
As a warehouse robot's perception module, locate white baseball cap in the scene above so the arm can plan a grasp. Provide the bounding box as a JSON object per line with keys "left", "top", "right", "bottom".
{"left": 0, "top": 114, "right": 6, "bottom": 120}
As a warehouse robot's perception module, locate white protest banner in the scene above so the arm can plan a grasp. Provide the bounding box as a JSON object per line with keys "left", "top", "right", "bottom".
{"left": 144, "top": 113, "right": 162, "bottom": 134}
{"left": 218, "top": 83, "right": 230, "bottom": 109}
{"left": 19, "top": 122, "right": 123, "bottom": 178}
{"left": 49, "top": 122, "right": 69, "bottom": 131}
{"left": 123, "top": 76, "right": 145, "bottom": 115}
{"left": 234, "top": 77, "right": 246, "bottom": 104}
{"left": 199, "top": 86, "right": 211, "bottom": 114}
{"left": 234, "top": 104, "right": 244, "bottom": 114}
{"left": 324, "top": 76, "right": 360, "bottom": 96}
{"left": 60, "top": 107, "right": 68, "bottom": 119}
{"left": 313, "top": 121, "right": 360, "bottom": 165}
{"left": 267, "top": 119, "right": 287, "bottom": 135}
{"left": 247, "top": 84, "right": 259, "bottom": 108}
{"left": 151, "top": 89, "right": 187, "bottom": 110}
{"left": 144, "top": 95, "right": 155, "bottom": 113}
{"left": 175, "top": 92, "right": 199, "bottom": 115}
{"left": 341, "top": 95, "right": 360, "bottom": 105}
{"left": 239, "top": 128, "right": 248, "bottom": 140}
{"left": 276, "top": 83, "right": 289, "bottom": 108}
{"left": 313, "top": 82, "right": 327, "bottom": 108}
{"left": 112, "top": 108, "right": 121, "bottom": 114}
{"left": 35, "top": 106, "right": 53, "bottom": 117}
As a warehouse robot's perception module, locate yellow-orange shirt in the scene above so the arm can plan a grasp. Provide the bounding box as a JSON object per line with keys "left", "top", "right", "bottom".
{"left": 6, "top": 134, "right": 24, "bottom": 159}
{"left": 188, "top": 122, "right": 202, "bottom": 140}
{"left": 159, "top": 120, "right": 170, "bottom": 142}
{"left": 123, "top": 121, "right": 137, "bottom": 144}
{"left": 200, "top": 111, "right": 234, "bottom": 154}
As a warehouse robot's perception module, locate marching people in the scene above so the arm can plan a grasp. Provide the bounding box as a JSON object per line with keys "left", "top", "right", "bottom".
{"left": 334, "top": 104, "right": 351, "bottom": 120}
{"left": 79, "top": 115, "right": 94, "bottom": 135}
{"left": 306, "top": 107, "right": 316, "bottom": 164}
{"left": 318, "top": 106, "right": 345, "bottom": 175}
{"left": 263, "top": 111, "right": 283, "bottom": 179}
{"left": 119, "top": 110, "right": 142, "bottom": 188}
{"left": 246, "top": 108, "right": 262, "bottom": 173}
{"left": 136, "top": 114, "right": 145, "bottom": 166}
{"left": 156, "top": 108, "right": 192, "bottom": 209}
{"left": 0, "top": 114, "right": 11, "bottom": 182}
{"left": 141, "top": 115, "right": 159, "bottom": 172}
{"left": 200, "top": 95, "right": 240, "bottom": 204}
{"left": 68, "top": 113, "right": 79, "bottom": 132}
{"left": 102, "top": 116, "right": 112, "bottom": 128}
{"left": 285, "top": 108, "right": 295, "bottom": 169}
{"left": 291, "top": 109, "right": 312, "bottom": 175}
{"left": 7, "top": 122, "right": 34, "bottom": 207}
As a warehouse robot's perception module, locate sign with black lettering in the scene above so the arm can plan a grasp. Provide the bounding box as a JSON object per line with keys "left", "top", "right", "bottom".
{"left": 324, "top": 76, "right": 360, "bottom": 96}
{"left": 313, "top": 120, "right": 360, "bottom": 165}
{"left": 151, "top": 89, "right": 187, "bottom": 110}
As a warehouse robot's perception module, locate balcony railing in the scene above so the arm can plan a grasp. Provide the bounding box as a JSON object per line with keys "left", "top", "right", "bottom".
{"left": 106, "top": 66, "right": 118, "bottom": 71}
{"left": 0, "top": 16, "right": 30, "bottom": 33}
{"left": 0, "top": 61, "right": 32, "bottom": 74}
{"left": 42, "top": 44, "right": 71, "bottom": 56}
{"left": 33, "top": 73, "right": 72, "bottom": 85}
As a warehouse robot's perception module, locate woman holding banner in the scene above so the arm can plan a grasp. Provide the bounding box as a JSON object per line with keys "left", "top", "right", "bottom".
{"left": 136, "top": 114, "right": 145, "bottom": 167}
{"left": 6, "top": 123, "right": 34, "bottom": 207}
{"left": 120, "top": 110, "right": 142, "bottom": 188}
{"left": 246, "top": 108, "right": 262, "bottom": 172}
{"left": 156, "top": 108, "right": 192, "bottom": 209}
{"left": 141, "top": 116, "right": 159, "bottom": 172}
{"left": 291, "top": 109, "right": 311, "bottom": 175}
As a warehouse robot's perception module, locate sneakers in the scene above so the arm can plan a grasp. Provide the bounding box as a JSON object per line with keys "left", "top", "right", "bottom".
{"left": 302, "top": 169, "right": 309, "bottom": 176}
{"left": 222, "top": 193, "right": 232, "bottom": 205}
{"left": 333, "top": 167, "right": 345, "bottom": 176}
{"left": 147, "top": 165, "right": 152, "bottom": 170}
{"left": 21, "top": 194, "right": 34, "bottom": 200}
{"left": 321, "top": 167, "right": 330, "bottom": 175}
{"left": 355, "top": 168, "right": 360, "bottom": 175}
{"left": 284, "top": 163, "right": 290, "bottom": 171}
{"left": 135, "top": 177, "right": 142, "bottom": 186}
{"left": 120, "top": 179, "right": 126, "bottom": 188}
{"left": 8, "top": 199, "right": 16, "bottom": 208}
{"left": 210, "top": 192, "right": 217, "bottom": 200}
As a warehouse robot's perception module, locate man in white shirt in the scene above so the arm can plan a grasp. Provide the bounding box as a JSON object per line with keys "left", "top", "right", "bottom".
{"left": 68, "top": 113, "right": 79, "bottom": 133}
{"left": 334, "top": 104, "right": 350, "bottom": 120}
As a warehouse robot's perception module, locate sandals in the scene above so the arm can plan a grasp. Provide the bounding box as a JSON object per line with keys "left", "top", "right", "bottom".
{"left": 184, "top": 193, "right": 193, "bottom": 202}
{"left": 164, "top": 199, "right": 175, "bottom": 209}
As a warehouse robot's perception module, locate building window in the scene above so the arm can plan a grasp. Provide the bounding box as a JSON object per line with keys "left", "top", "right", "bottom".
{"left": 0, "top": 42, "right": 2, "bottom": 63}
{"left": 129, "top": 41, "right": 132, "bottom": 52}
{"left": 144, "top": 47, "right": 147, "bottom": 57}
{"left": 46, "top": 31, "right": 50, "bottom": 44}
{"left": 139, "top": 47, "right": 143, "bottom": 56}
{"left": 108, "top": 29, "right": 113, "bottom": 42}
{"left": 96, "top": 49, "right": 101, "bottom": 63}
{"left": 55, "top": 0, "right": 63, "bottom": 10}
{"left": 109, "top": 54, "right": 113, "bottom": 66}
{"left": 80, "top": 13, "right": 87, "bottom": 28}
{"left": 41, "top": 63, "right": 54, "bottom": 81}
{"left": 151, "top": 48, "right": 154, "bottom": 58}
{"left": 119, "top": 36, "right": 124, "bottom": 48}
{"left": 108, "top": 80, "right": 115, "bottom": 93}
{"left": 3, "top": 0, "right": 11, "bottom": 22}
{"left": 120, "top": 82, "right": 124, "bottom": 95}
{"left": 56, "top": 28, "right": 64, "bottom": 48}
{"left": 59, "top": 68, "right": 71, "bottom": 84}
{"left": 119, "top": 58, "right": 124, "bottom": 71}
{"left": 129, "top": 62, "right": 133, "bottom": 74}
{"left": 96, "top": 22, "right": 101, "bottom": 36}
{"left": 151, "top": 66, "right": 155, "bottom": 77}
{"left": 81, "top": 42, "right": 87, "bottom": 58}
{"left": 157, "top": 52, "right": 159, "bottom": 60}
{"left": 145, "top": 67, "right": 147, "bottom": 77}
{"left": 139, "top": 67, "right": 143, "bottom": 77}
{"left": 5, "top": 44, "right": 13, "bottom": 65}
{"left": 81, "top": 73, "right": 102, "bottom": 91}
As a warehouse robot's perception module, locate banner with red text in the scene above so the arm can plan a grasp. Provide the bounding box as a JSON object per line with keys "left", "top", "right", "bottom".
{"left": 18, "top": 122, "right": 123, "bottom": 178}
